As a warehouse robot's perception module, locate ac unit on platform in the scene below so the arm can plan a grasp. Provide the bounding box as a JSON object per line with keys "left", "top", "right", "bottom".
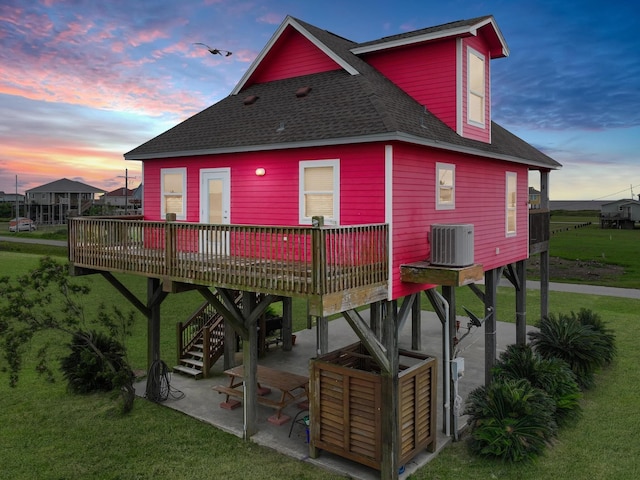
{"left": 430, "top": 224, "right": 474, "bottom": 267}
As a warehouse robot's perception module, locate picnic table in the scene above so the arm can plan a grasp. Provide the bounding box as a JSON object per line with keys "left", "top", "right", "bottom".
{"left": 213, "top": 365, "right": 309, "bottom": 425}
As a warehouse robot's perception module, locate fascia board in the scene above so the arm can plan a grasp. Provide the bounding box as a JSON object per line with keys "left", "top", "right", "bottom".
{"left": 125, "top": 132, "right": 560, "bottom": 170}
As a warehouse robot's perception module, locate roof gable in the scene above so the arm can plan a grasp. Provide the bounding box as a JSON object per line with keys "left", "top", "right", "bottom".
{"left": 232, "top": 16, "right": 358, "bottom": 95}
{"left": 352, "top": 15, "right": 509, "bottom": 58}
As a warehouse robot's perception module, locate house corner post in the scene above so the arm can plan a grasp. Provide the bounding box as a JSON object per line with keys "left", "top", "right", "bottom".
{"left": 515, "top": 259, "right": 527, "bottom": 344}
{"left": 242, "top": 291, "right": 258, "bottom": 439}
{"left": 484, "top": 269, "right": 498, "bottom": 385}
{"left": 380, "top": 301, "right": 400, "bottom": 480}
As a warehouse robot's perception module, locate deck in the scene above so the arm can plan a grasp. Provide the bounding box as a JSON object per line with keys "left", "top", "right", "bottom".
{"left": 67, "top": 217, "right": 389, "bottom": 317}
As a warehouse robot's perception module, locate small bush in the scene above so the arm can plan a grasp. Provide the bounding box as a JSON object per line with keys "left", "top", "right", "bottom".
{"left": 575, "top": 308, "right": 616, "bottom": 365}
{"left": 493, "top": 344, "right": 581, "bottom": 426}
{"left": 465, "top": 378, "right": 557, "bottom": 462}
{"left": 529, "top": 310, "right": 615, "bottom": 389}
{"left": 60, "top": 330, "right": 132, "bottom": 394}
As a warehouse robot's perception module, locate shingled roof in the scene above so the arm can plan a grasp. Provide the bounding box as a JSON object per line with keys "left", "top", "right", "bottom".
{"left": 125, "top": 16, "right": 560, "bottom": 171}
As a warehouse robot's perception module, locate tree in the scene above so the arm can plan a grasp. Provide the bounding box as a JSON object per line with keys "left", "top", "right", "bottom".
{"left": 0, "top": 256, "right": 136, "bottom": 413}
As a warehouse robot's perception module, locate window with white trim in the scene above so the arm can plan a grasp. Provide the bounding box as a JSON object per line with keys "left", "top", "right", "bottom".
{"left": 299, "top": 160, "right": 339, "bottom": 225}
{"left": 161, "top": 168, "right": 186, "bottom": 220}
{"left": 436, "top": 162, "right": 455, "bottom": 209}
{"left": 468, "top": 48, "right": 485, "bottom": 126}
{"left": 506, "top": 172, "right": 517, "bottom": 235}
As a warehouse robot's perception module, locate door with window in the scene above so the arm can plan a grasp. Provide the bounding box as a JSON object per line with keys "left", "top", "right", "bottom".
{"left": 199, "top": 169, "right": 230, "bottom": 255}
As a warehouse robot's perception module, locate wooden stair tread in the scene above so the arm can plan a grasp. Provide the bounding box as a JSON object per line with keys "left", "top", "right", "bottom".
{"left": 173, "top": 365, "right": 202, "bottom": 377}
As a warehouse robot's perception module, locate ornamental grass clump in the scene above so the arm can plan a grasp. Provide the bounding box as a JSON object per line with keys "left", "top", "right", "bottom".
{"left": 492, "top": 343, "right": 582, "bottom": 427}
{"left": 464, "top": 378, "right": 557, "bottom": 463}
{"left": 528, "top": 309, "right": 616, "bottom": 389}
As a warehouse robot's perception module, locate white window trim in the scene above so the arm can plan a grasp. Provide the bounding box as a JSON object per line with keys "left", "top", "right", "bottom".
{"left": 161, "top": 167, "right": 186, "bottom": 220}
{"left": 467, "top": 47, "right": 486, "bottom": 128}
{"left": 436, "top": 162, "right": 455, "bottom": 210}
{"left": 506, "top": 171, "right": 517, "bottom": 236}
{"left": 299, "top": 159, "right": 340, "bottom": 225}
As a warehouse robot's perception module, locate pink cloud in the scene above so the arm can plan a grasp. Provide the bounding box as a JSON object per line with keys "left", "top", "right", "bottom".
{"left": 257, "top": 13, "right": 284, "bottom": 25}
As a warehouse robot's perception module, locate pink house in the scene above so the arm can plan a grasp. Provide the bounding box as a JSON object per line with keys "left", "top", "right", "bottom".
{"left": 69, "top": 15, "right": 559, "bottom": 478}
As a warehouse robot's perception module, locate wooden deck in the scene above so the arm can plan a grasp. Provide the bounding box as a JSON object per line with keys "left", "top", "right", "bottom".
{"left": 67, "top": 217, "right": 389, "bottom": 317}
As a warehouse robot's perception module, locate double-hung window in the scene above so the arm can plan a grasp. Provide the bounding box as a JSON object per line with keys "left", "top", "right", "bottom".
{"left": 436, "top": 162, "right": 455, "bottom": 210}
{"left": 299, "top": 160, "right": 340, "bottom": 225}
{"left": 468, "top": 48, "right": 485, "bottom": 126}
{"left": 161, "top": 168, "right": 186, "bottom": 220}
{"left": 506, "top": 172, "right": 517, "bottom": 235}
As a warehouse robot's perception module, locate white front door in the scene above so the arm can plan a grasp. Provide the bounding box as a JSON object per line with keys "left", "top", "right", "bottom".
{"left": 199, "top": 168, "right": 230, "bottom": 254}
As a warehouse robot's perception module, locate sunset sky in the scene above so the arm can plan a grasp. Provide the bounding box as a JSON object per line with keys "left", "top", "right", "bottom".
{"left": 1, "top": 0, "right": 638, "bottom": 200}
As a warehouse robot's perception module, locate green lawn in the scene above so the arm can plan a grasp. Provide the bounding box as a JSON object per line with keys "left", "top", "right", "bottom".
{"left": 1, "top": 226, "right": 639, "bottom": 479}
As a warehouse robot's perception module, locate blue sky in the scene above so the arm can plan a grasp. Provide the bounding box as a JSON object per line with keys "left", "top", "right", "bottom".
{"left": 0, "top": 0, "right": 638, "bottom": 200}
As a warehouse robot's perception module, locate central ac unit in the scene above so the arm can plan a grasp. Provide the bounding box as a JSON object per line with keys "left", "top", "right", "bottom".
{"left": 430, "top": 224, "right": 474, "bottom": 267}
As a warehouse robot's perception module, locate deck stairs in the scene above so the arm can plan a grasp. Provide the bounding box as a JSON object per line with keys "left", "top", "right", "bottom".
{"left": 173, "top": 292, "right": 242, "bottom": 379}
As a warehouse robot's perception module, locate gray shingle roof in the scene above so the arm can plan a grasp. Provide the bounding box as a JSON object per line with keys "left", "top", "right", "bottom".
{"left": 125, "top": 17, "right": 560, "bottom": 170}
{"left": 26, "top": 178, "right": 106, "bottom": 194}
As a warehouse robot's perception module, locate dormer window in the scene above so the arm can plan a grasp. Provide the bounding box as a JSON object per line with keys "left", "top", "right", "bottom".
{"left": 468, "top": 48, "right": 485, "bottom": 126}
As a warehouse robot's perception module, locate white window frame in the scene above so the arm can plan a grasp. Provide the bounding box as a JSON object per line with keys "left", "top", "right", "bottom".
{"left": 436, "top": 162, "right": 455, "bottom": 210}
{"left": 161, "top": 167, "right": 186, "bottom": 220}
{"left": 506, "top": 172, "right": 517, "bottom": 236}
{"left": 467, "top": 47, "right": 486, "bottom": 127}
{"left": 299, "top": 159, "right": 340, "bottom": 225}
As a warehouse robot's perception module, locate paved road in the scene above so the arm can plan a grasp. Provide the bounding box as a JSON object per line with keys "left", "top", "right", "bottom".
{"left": 2, "top": 235, "right": 638, "bottom": 299}
{"left": 0, "top": 235, "right": 67, "bottom": 247}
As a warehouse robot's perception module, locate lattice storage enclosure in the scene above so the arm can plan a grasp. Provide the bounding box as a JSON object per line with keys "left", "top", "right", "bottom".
{"left": 309, "top": 343, "right": 437, "bottom": 470}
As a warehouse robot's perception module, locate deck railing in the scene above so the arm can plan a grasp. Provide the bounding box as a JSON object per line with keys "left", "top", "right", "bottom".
{"left": 68, "top": 217, "right": 388, "bottom": 298}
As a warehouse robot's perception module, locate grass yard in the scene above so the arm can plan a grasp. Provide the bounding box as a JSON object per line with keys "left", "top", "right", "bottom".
{"left": 1, "top": 221, "right": 640, "bottom": 479}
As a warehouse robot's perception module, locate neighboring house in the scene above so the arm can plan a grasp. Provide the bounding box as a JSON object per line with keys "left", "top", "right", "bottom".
{"left": 529, "top": 187, "right": 541, "bottom": 209}
{"left": 68, "top": 15, "right": 560, "bottom": 478}
{"left": 27, "top": 178, "right": 105, "bottom": 224}
{"left": 600, "top": 198, "right": 640, "bottom": 229}
{"left": 0, "top": 191, "right": 25, "bottom": 203}
{"left": 100, "top": 186, "right": 142, "bottom": 214}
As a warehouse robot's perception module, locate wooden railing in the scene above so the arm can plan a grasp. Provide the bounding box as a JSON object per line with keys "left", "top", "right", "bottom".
{"left": 529, "top": 209, "right": 550, "bottom": 251}
{"left": 68, "top": 218, "right": 388, "bottom": 299}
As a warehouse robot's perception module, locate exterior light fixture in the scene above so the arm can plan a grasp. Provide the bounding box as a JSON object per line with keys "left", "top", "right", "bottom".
{"left": 255, "top": 168, "right": 266, "bottom": 176}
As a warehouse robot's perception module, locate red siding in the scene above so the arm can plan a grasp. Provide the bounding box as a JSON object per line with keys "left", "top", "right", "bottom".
{"left": 461, "top": 36, "right": 491, "bottom": 143}
{"left": 249, "top": 26, "right": 341, "bottom": 85}
{"left": 364, "top": 40, "right": 457, "bottom": 130}
{"left": 390, "top": 143, "right": 529, "bottom": 298}
{"left": 142, "top": 143, "right": 386, "bottom": 227}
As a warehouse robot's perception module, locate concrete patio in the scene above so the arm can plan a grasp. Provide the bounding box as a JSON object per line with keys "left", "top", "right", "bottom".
{"left": 135, "top": 310, "right": 532, "bottom": 479}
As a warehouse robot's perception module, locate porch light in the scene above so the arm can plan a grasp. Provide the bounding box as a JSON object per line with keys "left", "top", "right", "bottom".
{"left": 255, "top": 168, "right": 266, "bottom": 176}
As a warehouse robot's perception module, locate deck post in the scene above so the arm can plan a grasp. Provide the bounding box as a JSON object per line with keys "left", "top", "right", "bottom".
{"left": 223, "top": 321, "right": 236, "bottom": 370}
{"left": 147, "top": 277, "right": 162, "bottom": 366}
{"left": 380, "top": 301, "right": 400, "bottom": 480}
{"left": 242, "top": 291, "right": 258, "bottom": 439}
{"left": 515, "top": 259, "right": 527, "bottom": 344}
{"left": 316, "top": 316, "right": 329, "bottom": 355}
{"left": 484, "top": 269, "right": 498, "bottom": 385}
{"left": 540, "top": 171, "right": 550, "bottom": 319}
{"left": 411, "top": 294, "right": 421, "bottom": 350}
{"left": 282, "top": 297, "right": 293, "bottom": 351}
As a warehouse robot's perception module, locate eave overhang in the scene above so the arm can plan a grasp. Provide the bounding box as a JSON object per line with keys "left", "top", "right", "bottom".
{"left": 125, "top": 131, "right": 560, "bottom": 171}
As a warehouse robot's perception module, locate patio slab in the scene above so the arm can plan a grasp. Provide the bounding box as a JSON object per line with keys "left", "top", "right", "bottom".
{"left": 135, "top": 310, "right": 533, "bottom": 479}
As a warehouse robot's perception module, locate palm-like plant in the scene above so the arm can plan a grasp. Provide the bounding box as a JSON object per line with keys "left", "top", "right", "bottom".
{"left": 529, "top": 311, "right": 614, "bottom": 389}
{"left": 492, "top": 344, "right": 582, "bottom": 426}
{"left": 576, "top": 308, "right": 617, "bottom": 365}
{"left": 465, "top": 378, "right": 557, "bottom": 462}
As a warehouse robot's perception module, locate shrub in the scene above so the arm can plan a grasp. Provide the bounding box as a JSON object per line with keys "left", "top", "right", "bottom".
{"left": 492, "top": 344, "right": 581, "bottom": 426}
{"left": 465, "top": 378, "right": 557, "bottom": 463}
{"left": 61, "top": 330, "right": 132, "bottom": 394}
{"left": 575, "top": 308, "right": 616, "bottom": 365}
{"left": 529, "top": 311, "right": 615, "bottom": 389}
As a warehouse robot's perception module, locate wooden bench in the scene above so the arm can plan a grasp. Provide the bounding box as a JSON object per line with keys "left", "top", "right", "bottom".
{"left": 212, "top": 385, "right": 282, "bottom": 408}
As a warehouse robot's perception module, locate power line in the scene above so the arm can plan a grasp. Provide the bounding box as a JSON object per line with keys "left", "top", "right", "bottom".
{"left": 593, "top": 184, "right": 640, "bottom": 200}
